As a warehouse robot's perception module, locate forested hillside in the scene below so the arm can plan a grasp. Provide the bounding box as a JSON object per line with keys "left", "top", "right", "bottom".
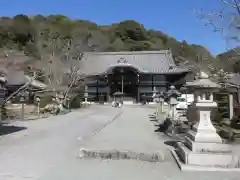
{"left": 216, "top": 49, "right": 240, "bottom": 73}
{"left": 0, "top": 14, "right": 238, "bottom": 73}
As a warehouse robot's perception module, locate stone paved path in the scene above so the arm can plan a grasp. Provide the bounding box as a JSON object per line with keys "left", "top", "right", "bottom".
{"left": 80, "top": 105, "right": 169, "bottom": 153}
{"left": 0, "top": 105, "right": 240, "bottom": 179}
{"left": 0, "top": 106, "right": 121, "bottom": 180}
{"left": 41, "top": 105, "right": 240, "bottom": 180}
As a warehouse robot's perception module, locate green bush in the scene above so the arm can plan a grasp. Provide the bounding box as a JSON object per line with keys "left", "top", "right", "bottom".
{"left": 39, "top": 95, "right": 53, "bottom": 108}
{"left": 212, "top": 109, "right": 223, "bottom": 124}
{"left": 69, "top": 94, "right": 82, "bottom": 109}
{"left": 0, "top": 105, "right": 8, "bottom": 120}
{"left": 230, "top": 116, "right": 240, "bottom": 129}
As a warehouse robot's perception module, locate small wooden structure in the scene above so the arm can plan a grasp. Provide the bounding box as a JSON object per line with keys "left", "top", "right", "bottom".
{"left": 216, "top": 82, "right": 240, "bottom": 119}
{"left": 113, "top": 92, "right": 124, "bottom": 104}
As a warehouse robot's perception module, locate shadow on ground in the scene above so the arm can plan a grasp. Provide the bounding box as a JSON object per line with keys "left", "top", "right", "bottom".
{"left": 152, "top": 117, "right": 187, "bottom": 142}
{"left": 149, "top": 118, "right": 158, "bottom": 122}
{"left": 0, "top": 124, "right": 27, "bottom": 136}
{"left": 154, "top": 120, "right": 171, "bottom": 133}
{"left": 164, "top": 140, "right": 181, "bottom": 149}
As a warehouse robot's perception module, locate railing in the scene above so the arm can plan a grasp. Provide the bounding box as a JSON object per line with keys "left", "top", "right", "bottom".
{"left": 0, "top": 104, "right": 41, "bottom": 122}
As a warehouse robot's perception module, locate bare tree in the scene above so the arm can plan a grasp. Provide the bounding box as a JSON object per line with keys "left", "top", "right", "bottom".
{"left": 27, "top": 29, "right": 104, "bottom": 109}
{"left": 193, "top": 0, "right": 240, "bottom": 53}
{"left": 193, "top": 0, "right": 240, "bottom": 107}
{"left": 60, "top": 31, "right": 107, "bottom": 104}
{"left": 192, "top": 0, "right": 240, "bottom": 82}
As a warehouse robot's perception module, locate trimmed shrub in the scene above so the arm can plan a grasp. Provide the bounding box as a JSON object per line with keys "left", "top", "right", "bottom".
{"left": 69, "top": 94, "right": 82, "bottom": 109}
{"left": 0, "top": 105, "right": 7, "bottom": 120}
{"left": 39, "top": 95, "right": 53, "bottom": 108}
{"left": 230, "top": 116, "right": 240, "bottom": 129}
{"left": 212, "top": 109, "right": 223, "bottom": 124}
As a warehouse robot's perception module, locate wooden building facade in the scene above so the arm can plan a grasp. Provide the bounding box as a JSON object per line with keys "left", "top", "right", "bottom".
{"left": 79, "top": 50, "right": 191, "bottom": 103}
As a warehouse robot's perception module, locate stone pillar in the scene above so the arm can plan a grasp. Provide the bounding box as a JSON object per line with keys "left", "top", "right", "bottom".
{"left": 159, "top": 97, "right": 164, "bottom": 113}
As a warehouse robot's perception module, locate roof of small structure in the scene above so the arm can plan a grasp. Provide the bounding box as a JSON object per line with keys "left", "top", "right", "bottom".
{"left": 78, "top": 50, "right": 189, "bottom": 75}
{"left": 113, "top": 92, "right": 124, "bottom": 96}
{"left": 185, "top": 71, "right": 221, "bottom": 88}
{"left": 3, "top": 70, "right": 47, "bottom": 89}
{"left": 165, "top": 85, "right": 181, "bottom": 96}
{"left": 6, "top": 70, "right": 26, "bottom": 85}
{"left": 227, "top": 73, "right": 240, "bottom": 86}
{"left": 0, "top": 76, "right": 6, "bottom": 83}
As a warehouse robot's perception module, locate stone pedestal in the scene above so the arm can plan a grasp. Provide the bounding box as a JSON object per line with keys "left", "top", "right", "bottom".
{"left": 172, "top": 100, "right": 240, "bottom": 171}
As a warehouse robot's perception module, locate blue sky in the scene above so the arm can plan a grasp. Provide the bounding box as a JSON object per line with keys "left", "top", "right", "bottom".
{"left": 1, "top": 0, "right": 230, "bottom": 55}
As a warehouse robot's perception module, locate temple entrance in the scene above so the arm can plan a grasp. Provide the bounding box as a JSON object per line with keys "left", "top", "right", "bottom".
{"left": 108, "top": 67, "right": 138, "bottom": 101}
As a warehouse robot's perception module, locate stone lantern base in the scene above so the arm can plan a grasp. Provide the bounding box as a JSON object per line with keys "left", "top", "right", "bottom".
{"left": 172, "top": 142, "right": 240, "bottom": 171}
{"left": 172, "top": 128, "right": 240, "bottom": 171}
{"left": 172, "top": 101, "right": 240, "bottom": 171}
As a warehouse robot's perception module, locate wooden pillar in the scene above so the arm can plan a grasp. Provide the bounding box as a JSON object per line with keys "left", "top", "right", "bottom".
{"left": 105, "top": 74, "right": 109, "bottom": 102}
{"left": 237, "top": 87, "right": 240, "bottom": 103}
{"left": 229, "top": 93, "right": 234, "bottom": 120}
{"left": 137, "top": 74, "right": 140, "bottom": 103}
{"left": 152, "top": 75, "right": 154, "bottom": 91}
{"left": 96, "top": 76, "right": 99, "bottom": 101}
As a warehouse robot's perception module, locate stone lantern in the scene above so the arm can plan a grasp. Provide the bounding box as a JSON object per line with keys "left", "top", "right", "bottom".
{"left": 152, "top": 87, "right": 159, "bottom": 114}
{"left": 152, "top": 86, "right": 158, "bottom": 103}
{"left": 154, "top": 92, "right": 166, "bottom": 120}
{"left": 35, "top": 96, "right": 41, "bottom": 115}
{"left": 165, "top": 85, "right": 181, "bottom": 120}
{"left": 52, "top": 95, "right": 56, "bottom": 102}
{"left": 172, "top": 72, "right": 240, "bottom": 171}
{"left": 84, "top": 86, "right": 88, "bottom": 104}
{"left": 159, "top": 92, "right": 165, "bottom": 113}
{"left": 184, "top": 72, "right": 221, "bottom": 142}
{"left": 66, "top": 96, "right": 70, "bottom": 109}
{"left": 58, "top": 93, "right": 64, "bottom": 111}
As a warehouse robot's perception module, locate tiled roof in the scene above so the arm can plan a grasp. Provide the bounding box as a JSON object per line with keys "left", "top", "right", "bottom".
{"left": 227, "top": 73, "right": 240, "bottom": 86}
{"left": 4, "top": 70, "right": 46, "bottom": 89}
{"left": 186, "top": 72, "right": 221, "bottom": 88}
{"left": 6, "top": 70, "right": 26, "bottom": 85}
{"left": 79, "top": 50, "right": 189, "bottom": 75}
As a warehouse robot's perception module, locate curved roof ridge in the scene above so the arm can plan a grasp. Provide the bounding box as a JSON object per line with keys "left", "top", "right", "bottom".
{"left": 79, "top": 50, "right": 189, "bottom": 75}
{"left": 83, "top": 50, "right": 171, "bottom": 56}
